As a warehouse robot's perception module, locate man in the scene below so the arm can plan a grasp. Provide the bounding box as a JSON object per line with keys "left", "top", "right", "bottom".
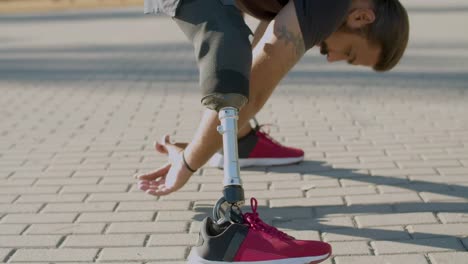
{"left": 138, "top": 0, "right": 409, "bottom": 197}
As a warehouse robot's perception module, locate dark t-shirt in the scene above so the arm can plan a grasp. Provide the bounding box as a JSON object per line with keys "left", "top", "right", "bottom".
{"left": 144, "top": 0, "right": 351, "bottom": 50}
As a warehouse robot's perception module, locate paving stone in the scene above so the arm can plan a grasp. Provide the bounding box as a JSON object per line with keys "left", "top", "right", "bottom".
{"left": 324, "top": 226, "right": 410, "bottom": 242}
{"left": 35, "top": 177, "right": 100, "bottom": 186}
{"left": 410, "top": 223, "right": 468, "bottom": 238}
{"left": 26, "top": 223, "right": 106, "bottom": 235}
{"left": 378, "top": 183, "right": 451, "bottom": 193}
{"left": 87, "top": 192, "right": 156, "bottom": 202}
{"left": 371, "top": 168, "right": 437, "bottom": 176}
{"left": 0, "top": 203, "right": 43, "bottom": 213}
{"left": 10, "top": 171, "right": 74, "bottom": 179}
{"left": 329, "top": 241, "right": 371, "bottom": 255}
{"left": 397, "top": 160, "right": 461, "bottom": 169}
{"left": 283, "top": 230, "right": 321, "bottom": 241}
{"left": 10, "top": 248, "right": 98, "bottom": 262}
{"left": 0, "top": 186, "right": 60, "bottom": 194}
{"left": 148, "top": 233, "right": 198, "bottom": 246}
{"left": 99, "top": 247, "right": 186, "bottom": 261}
{"left": 63, "top": 234, "right": 145, "bottom": 247}
{"left": 438, "top": 213, "right": 468, "bottom": 224}
{"left": 100, "top": 176, "right": 144, "bottom": 184}
{"left": 16, "top": 194, "right": 86, "bottom": 203}
{"left": 273, "top": 216, "right": 355, "bottom": 230}
{"left": 356, "top": 213, "right": 438, "bottom": 227}
{"left": 0, "top": 235, "right": 62, "bottom": 247}
{"left": 116, "top": 201, "right": 190, "bottom": 211}
{"left": 156, "top": 211, "right": 199, "bottom": 222}
{"left": 107, "top": 221, "right": 188, "bottom": 234}
{"left": 0, "top": 224, "right": 26, "bottom": 235}
{"left": 420, "top": 191, "right": 468, "bottom": 202}
{"left": 437, "top": 167, "right": 468, "bottom": 176}
{"left": 73, "top": 170, "right": 134, "bottom": 178}
{"left": 2, "top": 213, "right": 77, "bottom": 224}
{"left": 270, "top": 197, "right": 345, "bottom": 207}
{"left": 429, "top": 252, "right": 468, "bottom": 264}
{"left": 42, "top": 202, "right": 116, "bottom": 213}
{"left": 409, "top": 175, "right": 468, "bottom": 183}
{"left": 60, "top": 184, "right": 128, "bottom": 193}
{"left": 0, "top": 179, "right": 35, "bottom": 187}
{"left": 346, "top": 193, "right": 422, "bottom": 205}
{"left": 315, "top": 204, "right": 394, "bottom": 217}
{"left": 335, "top": 254, "right": 429, "bottom": 264}
{"left": 373, "top": 238, "right": 465, "bottom": 254}
{"left": 239, "top": 173, "right": 302, "bottom": 182}
{"left": 77, "top": 212, "right": 155, "bottom": 223}
{"left": 306, "top": 186, "right": 377, "bottom": 197}
{"left": 341, "top": 176, "right": 410, "bottom": 186}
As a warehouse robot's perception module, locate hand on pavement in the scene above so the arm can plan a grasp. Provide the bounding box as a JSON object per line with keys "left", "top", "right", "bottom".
{"left": 135, "top": 135, "right": 192, "bottom": 196}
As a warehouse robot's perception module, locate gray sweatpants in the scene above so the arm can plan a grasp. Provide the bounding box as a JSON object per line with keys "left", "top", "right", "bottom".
{"left": 172, "top": 0, "right": 253, "bottom": 103}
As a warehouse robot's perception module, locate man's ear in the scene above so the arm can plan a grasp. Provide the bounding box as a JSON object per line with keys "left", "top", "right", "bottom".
{"left": 346, "top": 9, "right": 375, "bottom": 29}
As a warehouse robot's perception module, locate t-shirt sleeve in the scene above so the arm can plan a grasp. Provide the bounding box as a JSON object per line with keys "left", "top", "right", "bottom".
{"left": 293, "top": 0, "right": 351, "bottom": 51}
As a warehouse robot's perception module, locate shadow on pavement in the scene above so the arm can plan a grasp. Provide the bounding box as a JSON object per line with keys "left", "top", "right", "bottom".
{"left": 192, "top": 160, "right": 468, "bottom": 251}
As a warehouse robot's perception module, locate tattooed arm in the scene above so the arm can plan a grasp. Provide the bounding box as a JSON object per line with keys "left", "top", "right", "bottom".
{"left": 245, "top": 0, "right": 306, "bottom": 113}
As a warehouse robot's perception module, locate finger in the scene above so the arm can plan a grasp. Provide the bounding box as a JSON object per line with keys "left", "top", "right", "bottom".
{"left": 154, "top": 134, "right": 174, "bottom": 155}
{"left": 138, "top": 183, "right": 150, "bottom": 192}
{"left": 139, "top": 179, "right": 165, "bottom": 190}
{"left": 134, "top": 163, "right": 171, "bottom": 180}
{"left": 155, "top": 141, "right": 168, "bottom": 155}
{"left": 147, "top": 186, "right": 173, "bottom": 196}
{"left": 155, "top": 140, "right": 188, "bottom": 155}
{"left": 162, "top": 136, "right": 184, "bottom": 162}
{"left": 137, "top": 176, "right": 165, "bottom": 189}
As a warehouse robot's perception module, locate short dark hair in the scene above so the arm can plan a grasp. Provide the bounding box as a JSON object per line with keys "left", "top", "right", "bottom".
{"left": 368, "top": 0, "right": 409, "bottom": 72}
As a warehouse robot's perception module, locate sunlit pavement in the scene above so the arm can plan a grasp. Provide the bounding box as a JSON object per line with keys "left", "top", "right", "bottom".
{"left": 0, "top": 1, "right": 467, "bottom": 263}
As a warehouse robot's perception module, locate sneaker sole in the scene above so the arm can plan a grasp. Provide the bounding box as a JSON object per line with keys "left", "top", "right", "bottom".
{"left": 208, "top": 153, "right": 304, "bottom": 168}
{"left": 188, "top": 249, "right": 330, "bottom": 264}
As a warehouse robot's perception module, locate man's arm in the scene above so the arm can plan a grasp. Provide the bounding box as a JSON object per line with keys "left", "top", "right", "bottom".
{"left": 251, "top": 20, "right": 269, "bottom": 49}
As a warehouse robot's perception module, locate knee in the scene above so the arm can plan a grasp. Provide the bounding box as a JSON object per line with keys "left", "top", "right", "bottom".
{"left": 201, "top": 93, "right": 248, "bottom": 112}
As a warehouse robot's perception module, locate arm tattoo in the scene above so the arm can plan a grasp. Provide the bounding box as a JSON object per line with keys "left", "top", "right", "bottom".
{"left": 276, "top": 25, "right": 306, "bottom": 59}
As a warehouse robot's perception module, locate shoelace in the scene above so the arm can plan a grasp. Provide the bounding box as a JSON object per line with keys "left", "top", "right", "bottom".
{"left": 243, "top": 198, "right": 294, "bottom": 240}
{"left": 251, "top": 118, "right": 283, "bottom": 146}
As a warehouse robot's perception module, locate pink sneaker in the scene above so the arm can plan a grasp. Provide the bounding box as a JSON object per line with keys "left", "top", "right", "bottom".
{"left": 188, "top": 198, "right": 331, "bottom": 264}
{"left": 208, "top": 122, "right": 304, "bottom": 168}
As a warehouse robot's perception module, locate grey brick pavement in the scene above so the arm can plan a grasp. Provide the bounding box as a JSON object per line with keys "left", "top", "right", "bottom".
{"left": 0, "top": 0, "right": 468, "bottom": 263}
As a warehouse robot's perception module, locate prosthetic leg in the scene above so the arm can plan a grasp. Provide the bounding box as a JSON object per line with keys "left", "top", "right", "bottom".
{"left": 189, "top": 94, "right": 333, "bottom": 264}
{"left": 202, "top": 94, "right": 247, "bottom": 225}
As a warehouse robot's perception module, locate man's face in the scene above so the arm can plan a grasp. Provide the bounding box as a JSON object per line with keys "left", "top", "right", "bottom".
{"left": 320, "top": 29, "right": 381, "bottom": 68}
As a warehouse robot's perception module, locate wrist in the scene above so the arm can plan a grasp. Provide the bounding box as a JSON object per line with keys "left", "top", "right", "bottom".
{"left": 181, "top": 151, "right": 197, "bottom": 173}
